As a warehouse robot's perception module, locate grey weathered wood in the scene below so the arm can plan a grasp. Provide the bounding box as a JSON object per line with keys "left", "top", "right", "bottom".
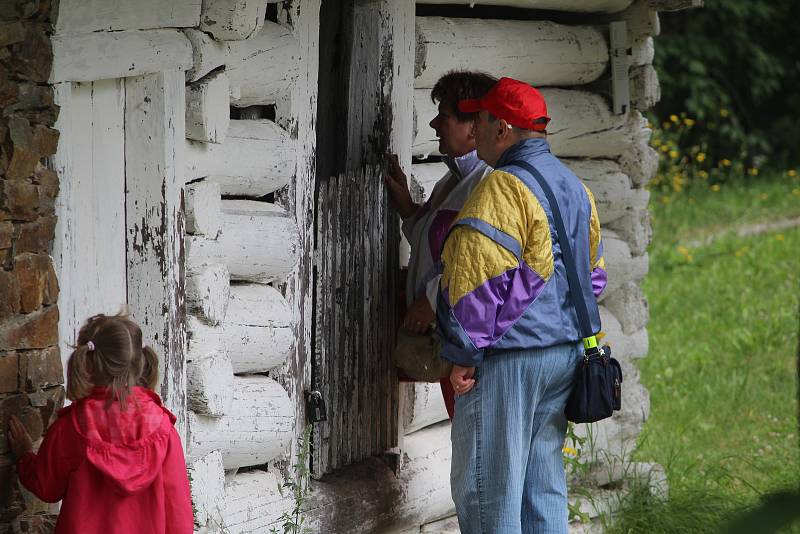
{"left": 413, "top": 0, "right": 633, "bottom": 11}
{"left": 125, "top": 71, "right": 187, "bottom": 441}
{"left": 314, "top": 167, "right": 399, "bottom": 473}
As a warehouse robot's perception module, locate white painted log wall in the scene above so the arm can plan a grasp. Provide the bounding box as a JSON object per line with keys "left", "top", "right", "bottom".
{"left": 219, "top": 470, "right": 294, "bottom": 533}
{"left": 187, "top": 376, "right": 293, "bottom": 469}
{"left": 186, "top": 314, "right": 233, "bottom": 418}
{"left": 220, "top": 200, "right": 301, "bottom": 283}
{"left": 50, "top": 30, "right": 193, "bottom": 83}
{"left": 415, "top": 18, "right": 608, "bottom": 89}
{"left": 185, "top": 180, "right": 222, "bottom": 238}
{"left": 53, "top": 0, "right": 201, "bottom": 34}
{"left": 225, "top": 284, "right": 295, "bottom": 373}
{"left": 185, "top": 120, "right": 296, "bottom": 196}
{"left": 186, "top": 263, "right": 229, "bottom": 326}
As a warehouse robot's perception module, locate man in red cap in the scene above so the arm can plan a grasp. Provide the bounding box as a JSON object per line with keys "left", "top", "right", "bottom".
{"left": 435, "top": 77, "right": 608, "bottom": 533}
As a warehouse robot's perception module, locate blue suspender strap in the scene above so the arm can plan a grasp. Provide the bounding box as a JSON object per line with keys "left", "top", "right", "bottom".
{"left": 504, "top": 160, "right": 598, "bottom": 347}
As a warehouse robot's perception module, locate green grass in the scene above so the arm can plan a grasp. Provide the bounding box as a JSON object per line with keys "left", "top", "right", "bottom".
{"left": 606, "top": 173, "right": 800, "bottom": 533}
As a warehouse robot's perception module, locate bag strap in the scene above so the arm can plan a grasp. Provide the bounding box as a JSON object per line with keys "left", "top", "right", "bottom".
{"left": 505, "top": 160, "right": 599, "bottom": 351}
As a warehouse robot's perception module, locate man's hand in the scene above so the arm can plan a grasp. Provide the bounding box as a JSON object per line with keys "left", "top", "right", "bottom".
{"left": 384, "top": 153, "right": 418, "bottom": 219}
{"left": 403, "top": 296, "right": 436, "bottom": 334}
{"left": 8, "top": 416, "right": 33, "bottom": 460}
{"left": 450, "top": 365, "right": 476, "bottom": 395}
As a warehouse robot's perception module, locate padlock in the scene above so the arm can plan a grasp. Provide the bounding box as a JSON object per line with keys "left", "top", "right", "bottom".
{"left": 306, "top": 390, "right": 327, "bottom": 423}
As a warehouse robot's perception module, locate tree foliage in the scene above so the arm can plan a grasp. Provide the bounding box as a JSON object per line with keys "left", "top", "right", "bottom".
{"left": 653, "top": 0, "right": 800, "bottom": 168}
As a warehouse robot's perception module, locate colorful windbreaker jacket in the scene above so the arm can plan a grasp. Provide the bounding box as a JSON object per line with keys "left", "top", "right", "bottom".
{"left": 436, "top": 138, "right": 607, "bottom": 367}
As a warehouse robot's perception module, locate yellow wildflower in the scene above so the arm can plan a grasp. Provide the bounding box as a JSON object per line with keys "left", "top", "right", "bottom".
{"left": 683, "top": 118, "right": 695, "bottom": 127}
{"left": 788, "top": 169, "right": 797, "bottom": 177}
{"left": 562, "top": 446, "right": 578, "bottom": 456}
{"left": 669, "top": 150, "right": 679, "bottom": 159}
{"left": 711, "top": 184, "right": 721, "bottom": 192}
{"left": 670, "top": 114, "right": 679, "bottom": 123}
{"left": 792, "top": 188, "right": 800, "bottom": 197}
{"left": 720, "top": 108, "right": 729, "bottom": 118}
{"left": 686, "top": 254, "right": 694, "bottom": 262}
{"left": 676, "top": 245, "right": 689, "bottom": 256}
{"left": 698, "top": 170, "right": 709, "bottom": 179}
{"left": 776, "top": 234, "right": 785, "bottom": 241}
{"left": 662, "top": 122, "right": 671, "bottom": 130}
{"left": 735, "top": 249, "right": 744, "bottom": 257}
{"left": 660, "top": 145, "right": 670, "bottom": 153}
{"left": 696, "top": 153, "right": 706, "bottom": 163}
{"left": 760, "top": 193, "right": 769, "bottom": 201}
{"left": 661, "top": 196, "right": 670, "bottom": 204}
{"left": 720, "top": 159, "right": 732, "bottom": 167}
{"left": 748, "top": 167, "right": 759, "bottom": 176}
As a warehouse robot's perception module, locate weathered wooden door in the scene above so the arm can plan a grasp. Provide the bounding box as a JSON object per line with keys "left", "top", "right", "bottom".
{"left": 311, "top": 0, "right": 414, "bottom": 475}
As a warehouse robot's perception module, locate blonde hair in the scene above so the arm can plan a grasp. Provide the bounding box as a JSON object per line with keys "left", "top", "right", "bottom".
{"left": 66, "top": 313, "right": 159, "bottom": 409}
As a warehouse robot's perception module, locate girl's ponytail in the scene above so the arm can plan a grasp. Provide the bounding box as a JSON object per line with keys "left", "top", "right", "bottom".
{"left": 140, "top": 346, "right": 159, "bottom": 390}
{"left": 66, "top": 345, "right": 93, "bottom": 402}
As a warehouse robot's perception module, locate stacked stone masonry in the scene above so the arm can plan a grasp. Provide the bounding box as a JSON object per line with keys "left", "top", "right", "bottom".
{"left": 0, "top": 1, "right": 65, "bottom": 532}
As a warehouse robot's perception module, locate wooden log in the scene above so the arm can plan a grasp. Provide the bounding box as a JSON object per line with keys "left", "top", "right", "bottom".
{"left": 185, "top": 180, "right": 222, "bottom": 238}
{"left": 50, "top": 30, "right": 193, "bottom": 83}
{"left": 412, "top": 0, "right": 632, "bottom": 12}
{"left": 411, "top": 162, "right": 447, "bottom": 199}
{"left": 414, "top": 17, "right": 607, "bottom": 89}
{"left": 199, "top": 0, "right": 270, "bottom": 41}
{"left": 619, "top": 114, "right": 658, "bottom": 187}
{"left": 53, "top": 0, "right": 201, "bottom": 35}
{"left": 599, "top": 306, "right": 648, "bottom": 363}
{"left": 402, "top": 382, "right": 449, "bottom": 435}
{"left": 219, "top": 470, "right": 294, "bottom": 533}
{"left": 220, "top": 200, "right": 301, "bottom": 283}
{"left": 393, "top": 422, "right": 455, "bottom": 526}
{"left": 187, "top": 352, "right": 234, "bottom": 417}
{"left": 414, "top": 88, "right": 636, "bottom": 158}
{"left": 186, "top": 70, "right": 230, "bottom": 144}
{"left": 187, "top": 450, "right": 226, "bottom": 527}
{"left": 185, "top": 120, "right": 296, "bottom": 196}
{"left": 630, "top": 64, "right": 661, "bottom": 111}
{"left": 602, "top": 231, "right": 648, "bottom": 297}
{"left": 603, "top": 282, "right": 649, "bottom": 335}
{"left": 186, "top": 235, "right": 225, "bottom": 272}
{"left": 184, "top": 28, "right": 228, "bottom": 83}
{"left": 306, "top": 422, "right": 453, "bottom": 532}
{"left": 226, "top": 21, "right": 300, "bottom": 107}
{"left": 225, "top": 284, "right": 294, "bottom": 373}
{"left": 187, "top": 315, "right": 226, "bottom": 362}
{"left": 125, "top": 71, "right": 187, "bottom": 440}
{"left": 564, "top": 158, "right": 634, "bottom": 225}
{"left": 187, "top": 376, "right": 293, "bottom": 469}
{"left": 607, "top": 205, "right": 652, "bottom": 256}
{"left": 186, "top": 263, "right": 230, "bottom": 326}
{"left": 631, "top": 36, "right": 655, "bottom": 68}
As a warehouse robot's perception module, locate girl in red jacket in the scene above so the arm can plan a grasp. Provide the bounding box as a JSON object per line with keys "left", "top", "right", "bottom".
{"left": 8, "top": 313, "right": 194, "bottom": 534}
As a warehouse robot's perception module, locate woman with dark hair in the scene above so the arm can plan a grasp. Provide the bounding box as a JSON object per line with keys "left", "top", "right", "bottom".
{"left": 386, "top": 70, "right": 497, "bottom": 418}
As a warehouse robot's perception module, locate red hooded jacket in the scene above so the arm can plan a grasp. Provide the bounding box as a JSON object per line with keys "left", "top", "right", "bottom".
{"left": 17, "top": 386, "right": 194, "bottom": 534}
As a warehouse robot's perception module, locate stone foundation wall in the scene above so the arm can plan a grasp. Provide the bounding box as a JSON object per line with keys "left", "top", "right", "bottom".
{"left": 0, "top": 1, "right": 63, "bottom": 532}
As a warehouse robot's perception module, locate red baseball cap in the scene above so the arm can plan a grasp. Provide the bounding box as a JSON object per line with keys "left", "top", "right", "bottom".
{"left": 459, "top": 77, "right": 550, "bottom": 131}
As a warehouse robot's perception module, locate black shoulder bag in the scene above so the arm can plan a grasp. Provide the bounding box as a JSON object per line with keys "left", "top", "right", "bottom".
{"left": 507, "top": 160, "right": 622, "bottom": 424}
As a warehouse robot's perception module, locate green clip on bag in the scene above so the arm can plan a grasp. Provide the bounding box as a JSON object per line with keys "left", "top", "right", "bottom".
{"left": 393, "top": 327, "right": 452, "bottom": 382}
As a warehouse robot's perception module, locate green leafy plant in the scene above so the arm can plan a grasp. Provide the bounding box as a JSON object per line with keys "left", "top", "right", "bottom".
{"left": 564, "top": 422, "right": 591, "bottom": 523}
{"left": 271, "top": 425, "right": 313, "bottom": 534}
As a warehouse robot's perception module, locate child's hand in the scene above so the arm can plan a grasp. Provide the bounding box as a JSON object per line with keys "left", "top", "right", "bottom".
{"left": 8, "top": 416, "right": 33, "bottom": 459}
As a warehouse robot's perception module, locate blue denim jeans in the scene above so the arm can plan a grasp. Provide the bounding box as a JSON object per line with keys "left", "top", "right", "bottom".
{"left": 450, "top": 342, "right": 582, "bottom": 534}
